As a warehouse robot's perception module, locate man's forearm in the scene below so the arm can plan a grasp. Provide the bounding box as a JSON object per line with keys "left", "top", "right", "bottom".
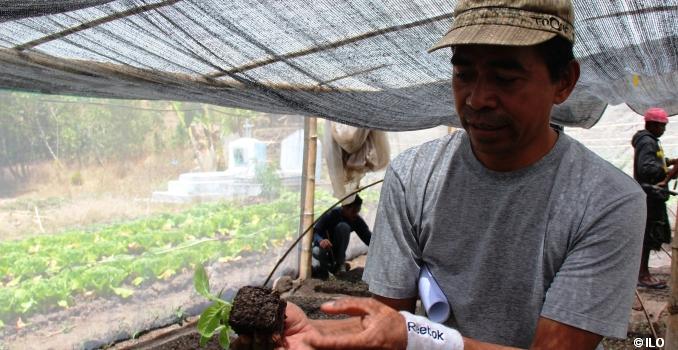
{"left": 463, "top": 337, "right": 523, "bottom": 350}
{"left": 666, "top": 165, "right": 678, "bottom": 181}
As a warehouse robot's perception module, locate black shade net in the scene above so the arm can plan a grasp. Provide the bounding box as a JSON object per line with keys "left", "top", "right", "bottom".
{"left": 0, "top": 0, "right": 676, "bottom": 130}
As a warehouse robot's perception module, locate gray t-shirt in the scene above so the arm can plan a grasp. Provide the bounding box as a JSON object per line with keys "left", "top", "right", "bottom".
{"left": 363, "top": 130, "right": 645, "bottom": 348}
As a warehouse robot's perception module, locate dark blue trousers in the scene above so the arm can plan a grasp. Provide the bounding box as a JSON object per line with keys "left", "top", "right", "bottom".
{"left": 312, "top": 222, "right": 351, "bottom": 276}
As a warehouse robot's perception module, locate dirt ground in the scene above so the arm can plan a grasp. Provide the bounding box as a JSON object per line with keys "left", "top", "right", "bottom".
{"left": 0, "top": 151, "right": 195, "bottom": 241}
{"left": 602, "top": 265, "right": 670, "bottom": 350}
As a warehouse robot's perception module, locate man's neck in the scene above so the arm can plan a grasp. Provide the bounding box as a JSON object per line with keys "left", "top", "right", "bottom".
{"left": 472, "top": 128, "right": 559, "bottom": 172}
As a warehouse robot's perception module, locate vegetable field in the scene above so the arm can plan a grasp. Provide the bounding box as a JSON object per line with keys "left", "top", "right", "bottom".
{"left": 0, "top": 189, "right": 378, "bottom": 326}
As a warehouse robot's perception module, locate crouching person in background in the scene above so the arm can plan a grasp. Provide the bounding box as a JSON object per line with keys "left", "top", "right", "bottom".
{"left": 311, "top": 194, "right": 371, "bottom": 279}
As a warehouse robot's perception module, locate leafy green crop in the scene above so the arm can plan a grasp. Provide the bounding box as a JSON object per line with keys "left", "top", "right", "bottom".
{"left": 194, "top": 264, "right": 231, "bottom": 349}
{"left": 0, "top": 187, "right": 380, "bottom": 323}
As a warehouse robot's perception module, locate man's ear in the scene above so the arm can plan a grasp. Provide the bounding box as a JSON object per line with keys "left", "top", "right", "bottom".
{"left": 553, "top": 60, "right": 580, "bottom": 105}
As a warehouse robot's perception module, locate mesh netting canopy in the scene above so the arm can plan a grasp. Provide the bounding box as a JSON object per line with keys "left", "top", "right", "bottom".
{"left": 0, "top": 0, "right": 676, "bottom": 130}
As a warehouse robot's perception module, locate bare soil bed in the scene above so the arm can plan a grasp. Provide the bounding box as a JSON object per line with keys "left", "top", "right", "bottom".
{"left": 111, "top": 257, "right": 670, "bottom": 350}
{"left": 1, "top": 247, "right": 298, "bottom": 350}
{"left": 111, "top": 267, "right": 368, "bottom": 349}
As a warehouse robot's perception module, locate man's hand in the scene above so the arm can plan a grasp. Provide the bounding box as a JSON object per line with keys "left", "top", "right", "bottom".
{"left": 319, "top": 239, "right": 332, "bottom": 249}
{"left": 277, "top": 303, "right": 320, "bottom": 350}
{"left": 304, "top": 297, "right": 408, "bottom": 350}
{"left": 230, "top": 303, "right": 318, "bottom": 350}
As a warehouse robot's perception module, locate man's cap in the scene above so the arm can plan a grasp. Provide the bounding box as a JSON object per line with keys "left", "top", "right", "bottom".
{"left": 429, "top": 0, "right": 575, "bottom": 53}
{"left": 644, "top": 108, "right": 669, "bottom": 124}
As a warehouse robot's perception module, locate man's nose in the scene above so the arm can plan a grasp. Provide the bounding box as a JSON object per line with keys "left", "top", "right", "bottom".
{"left": 466, "top": 78, "right": 498, "bottom": 110}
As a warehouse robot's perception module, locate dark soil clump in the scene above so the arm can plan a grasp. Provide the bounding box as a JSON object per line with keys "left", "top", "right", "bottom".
{"left": 228, "top": 286, "right": 286, "bottom": 336}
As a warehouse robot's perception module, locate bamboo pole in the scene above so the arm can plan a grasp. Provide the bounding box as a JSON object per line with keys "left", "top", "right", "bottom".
{"left": 15, "top": 0, "right": 181, "bottom": 51}
{"left": 0, "top": 49, "right": 343, "bottom": 93}
{"left": 298, "top": 117, "right": 318, "bottom": 280}
{"left": 666, "top": 201, "right": 678, "bottom": 348}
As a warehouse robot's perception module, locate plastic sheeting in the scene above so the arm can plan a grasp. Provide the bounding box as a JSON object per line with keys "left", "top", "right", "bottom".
{"left": 0, "top": 0, "right": 676, "bottom": 130}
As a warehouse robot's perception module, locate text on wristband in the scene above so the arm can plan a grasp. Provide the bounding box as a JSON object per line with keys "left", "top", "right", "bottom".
{"left": 407, "top": 322, "right": 445, "bottom": 341}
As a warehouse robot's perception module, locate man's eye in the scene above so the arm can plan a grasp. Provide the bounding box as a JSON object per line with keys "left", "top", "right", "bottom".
{"left": 453, "top": 71, "right": 472, "bottom": 82}
{"left": 495, "top": 76, "right": 518, "bottom": 84}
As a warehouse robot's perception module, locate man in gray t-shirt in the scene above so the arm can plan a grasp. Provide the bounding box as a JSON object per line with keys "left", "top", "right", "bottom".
{"left": 239, "top": 1, "right": 645, "bottom": 349}
{"left": 363, "top": 130, "right": 643, "bottom": 348}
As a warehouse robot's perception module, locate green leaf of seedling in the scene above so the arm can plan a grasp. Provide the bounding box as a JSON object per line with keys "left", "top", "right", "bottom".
{"left": 197, "top": 303, "right": 224, "bottom": 338}
{"left": 220, "top": 304, "right": 231, "bottom": 323}
{"left": 113, "top": 287, "right": 134, "bottom": 298}
{"left": 132, "top": 277, "right": 144, "bottom": 286}
{"left": 57, "top": 300, "right": 69, "bottom": 308}
{"left": 218, "top": 326, "right": 230, "bottom": 349}
{"left": 194, "top": 264, "right": 212, "bottom": 299}
{"left": 0, "top": 319, "right": 4, "bottom": 329}
{"left": 199, "top": 334, "right": 209, "bottom": 348}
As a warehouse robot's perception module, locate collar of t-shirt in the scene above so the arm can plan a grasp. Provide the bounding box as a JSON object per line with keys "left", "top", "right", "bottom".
{"left": 458, "top": 130, "right": 571, "bottom": 181}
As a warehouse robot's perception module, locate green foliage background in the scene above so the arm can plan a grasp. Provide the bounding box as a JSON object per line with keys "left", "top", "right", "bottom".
{"left": 0, "top": 92, "right": 261, "bottom": 180}
{"left": 0, "top": 187, "right": 381, "bottom": 324}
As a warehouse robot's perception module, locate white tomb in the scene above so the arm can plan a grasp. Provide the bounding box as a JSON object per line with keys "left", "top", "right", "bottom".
{"left": 152, "top": 136, "right": 268, "bottom": 203}
{"left": 225, "top": 137, "right": 268, "bottom": 178}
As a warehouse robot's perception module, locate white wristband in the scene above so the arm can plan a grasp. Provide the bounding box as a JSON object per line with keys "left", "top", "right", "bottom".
{"left": 400, "top": 311, "right": 463, "bottom": 350}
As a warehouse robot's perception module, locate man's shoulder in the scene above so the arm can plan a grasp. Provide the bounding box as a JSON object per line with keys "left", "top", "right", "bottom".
{"left": 563, "top": 135, "right": 643, "bottom": 198}
{"left": 328, "top": 207, "right": 343, "bottom": 216}
{"left": 319, "top": 207, "right": 341, "bottom": 221}
{"left": 632, "top": 130, "right": 657, "bottom": 149}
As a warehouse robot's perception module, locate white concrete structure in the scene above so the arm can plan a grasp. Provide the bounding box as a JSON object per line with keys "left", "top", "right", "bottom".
{"left": 152, "top": 137, "right": 268, "bottom": 203}
{"left": 225, "top": 137, "right": 267, "bottom": 178}
{"left": 279, "top": 129, "right": 322, "bottom": 184}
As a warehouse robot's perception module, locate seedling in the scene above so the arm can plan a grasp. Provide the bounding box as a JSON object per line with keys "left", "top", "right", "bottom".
{"left": 194, "top": 264, "right": 232, "bottom": 349}
{"left": 194, "top": 265, "right": 286, "bottom": 350}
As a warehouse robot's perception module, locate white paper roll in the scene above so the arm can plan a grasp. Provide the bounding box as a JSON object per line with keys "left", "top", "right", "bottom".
{"left": 418, "top": 264, "right": 450, "bottom": 323}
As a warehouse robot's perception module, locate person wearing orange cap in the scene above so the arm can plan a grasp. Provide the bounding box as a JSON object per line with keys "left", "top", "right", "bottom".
{"left": 632, "top": 107, "right": 675, "bottom": 289}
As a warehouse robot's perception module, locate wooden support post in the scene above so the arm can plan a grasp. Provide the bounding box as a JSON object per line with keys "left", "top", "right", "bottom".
{"left": 298, "top": 117, "right": 318, "bottom": 280}
{"left": 666, "top": 201, "right": 678, "bottom": 348}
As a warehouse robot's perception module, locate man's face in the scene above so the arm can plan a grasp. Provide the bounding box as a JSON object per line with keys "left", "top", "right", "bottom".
{"left": 648, "top": 122, "right": 666, "bottom": 138}
{"left": 451, "top": 45, "right": 566, "bottom": 162}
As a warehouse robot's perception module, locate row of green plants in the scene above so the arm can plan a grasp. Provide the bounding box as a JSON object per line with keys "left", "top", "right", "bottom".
{"left": 0, "top": 188, "right": 380, "bottom": 325}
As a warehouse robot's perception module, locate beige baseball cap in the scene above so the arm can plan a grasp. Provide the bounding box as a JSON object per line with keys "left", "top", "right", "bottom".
{"left": 429, "top": 0, "right": 575, "bottom": 52}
